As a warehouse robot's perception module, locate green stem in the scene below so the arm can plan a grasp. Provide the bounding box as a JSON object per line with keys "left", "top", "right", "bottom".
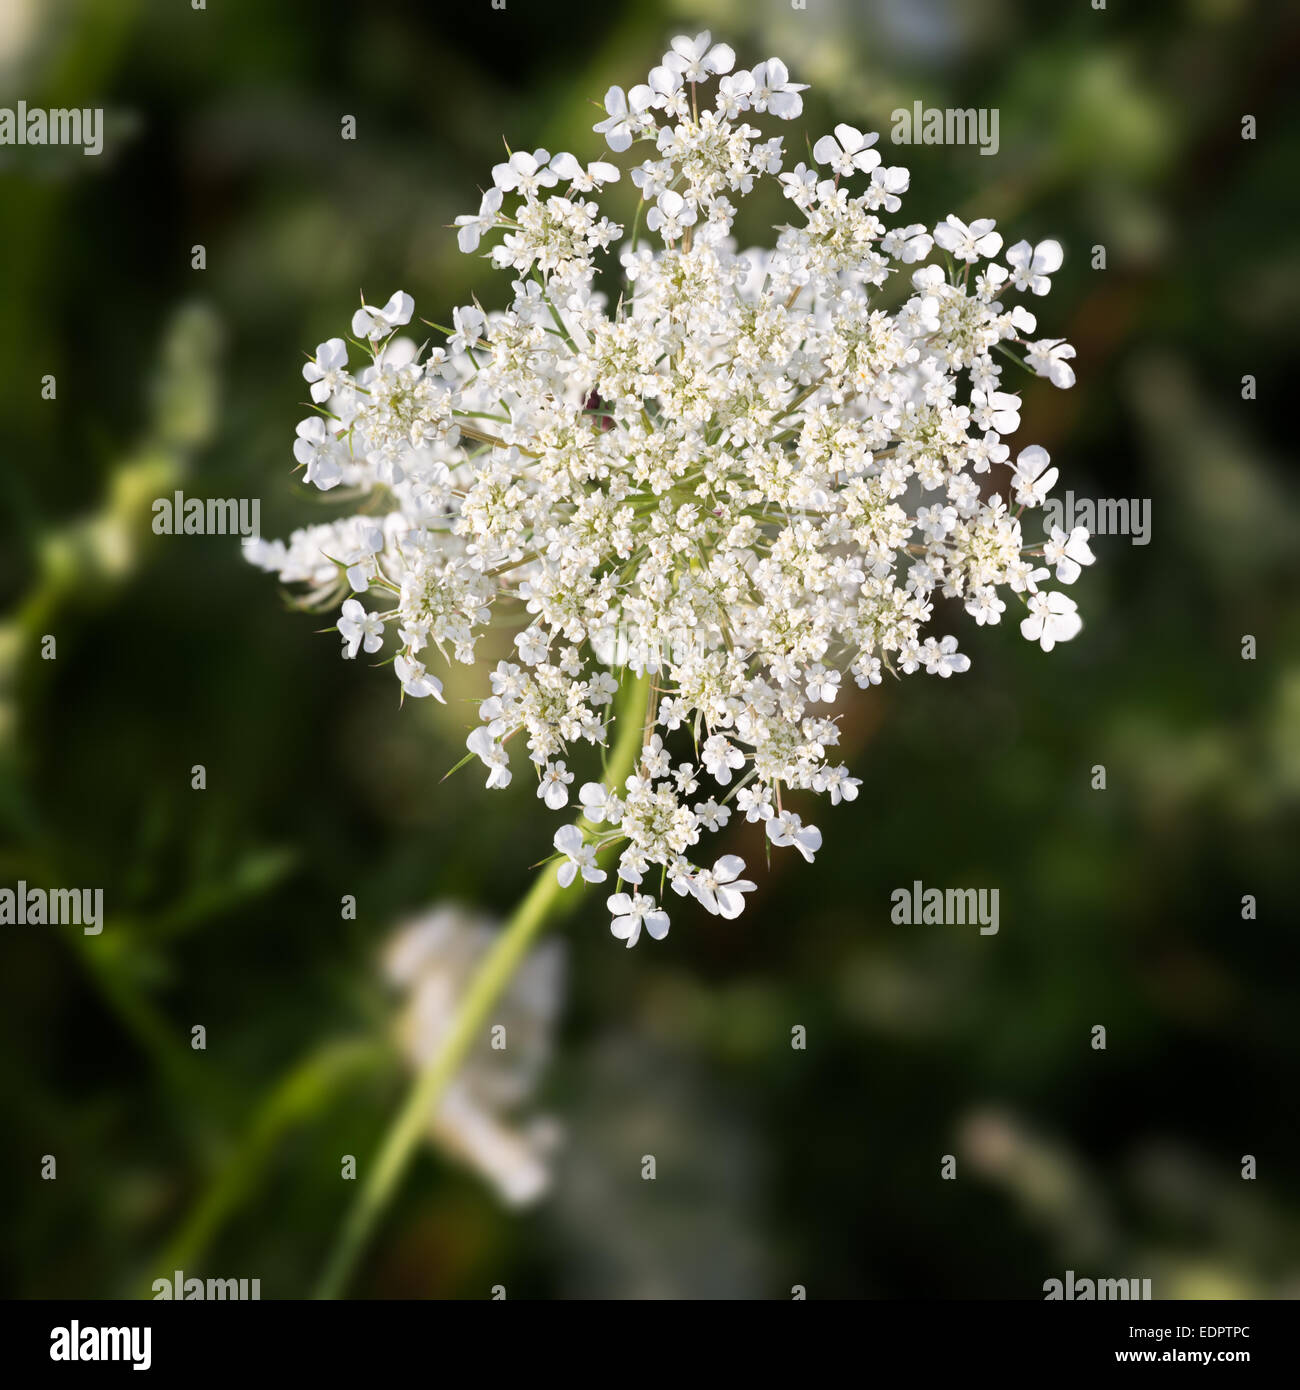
{"left": 139, "top": 1037, "right": 387, "bottom": 1298}
{"left": 314, "top": 670, "right": 651, "bottom": 1299}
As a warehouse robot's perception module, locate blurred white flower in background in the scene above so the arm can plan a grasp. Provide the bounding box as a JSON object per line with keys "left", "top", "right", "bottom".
{"left": 383, "top": 905, "right": 564, "bottom": 1207}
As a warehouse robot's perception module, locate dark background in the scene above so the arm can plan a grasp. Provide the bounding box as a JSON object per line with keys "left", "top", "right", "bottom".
{"left": 1, "top": 0, "right": 1297, "bottom": 1298}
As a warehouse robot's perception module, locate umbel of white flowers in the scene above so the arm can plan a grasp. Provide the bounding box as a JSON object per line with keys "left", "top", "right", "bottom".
{"left": 248, "top": 31, "right": 1094, "bottom": 948}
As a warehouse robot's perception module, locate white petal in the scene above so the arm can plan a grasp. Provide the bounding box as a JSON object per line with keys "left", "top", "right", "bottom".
{"left": 812, "top": 134, "right": 839, "bottom": 164}
{"left": 714, "top": 854, "right": 746, "bottom": 883}
{"left": 644, "top": 911, "right": 670, "bottom": 941}
{"left": 708, "top": 43, "right": 735, "bottom": 74}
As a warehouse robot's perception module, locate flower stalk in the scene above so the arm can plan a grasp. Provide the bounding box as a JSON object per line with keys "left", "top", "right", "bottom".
{"left": 314, "top": 670, "right": 650, "bottom": 1299}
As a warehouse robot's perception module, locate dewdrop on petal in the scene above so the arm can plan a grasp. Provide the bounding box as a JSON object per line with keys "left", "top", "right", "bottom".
{"left": 251, "top": 32, "right": 1092, "bottom": 949}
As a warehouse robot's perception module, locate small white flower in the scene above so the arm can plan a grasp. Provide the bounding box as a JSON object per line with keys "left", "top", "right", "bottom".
{"left": 736, "top": 785, "right": 774, "bottom": 823}
{"left": 338, "top": 598, "right": 383, "bottom": 658}
{"left": 491, "top": 149, "right": 558, "bottom": 197}
{"left": 922, "top": 635, "right": 970, "bottom": 678}
{"left": 553, "top": 823, "right": 606, "bottom": 887}
{"left": 646, "top": 189, "right": 697, "bottom": 241}
{"left": 395, "top": 653, "right": 446, "bottom": 702}
{"left": 351, "top": 291, "right": 414, "bottom": 340}
{"left": 968, "top": 430, "right": 1010, "bottom": 474}
{"left": 778, "top": 161, "right": 819, "bottom": 207}
{"left": 515, "top": 627, "right": 549, "bottom": 665}
{"left": 1005, "top": 238, "right": 1063, "bottom": 296}
{"left": 748, "top": 58, "right": 807, "bottom": 118}
{"left": 593, "top": 85, "right": 651, "bottom": 152}
{"left": 657, "top": 696, "right": 687, "bottom": 730}
{"left": 578, "top": 781, "right": 617, "bottom": 823}
{"left": 854, "top": 656, "right": 883, "bottom": 689}
{"left": 1006, "top": 560, "right": 1050, "bottom": 594}
{"left": 691, "top": 855, "right": 757, "bottom": 919}
{"left": 672, "top": 762, "right": 699, "bottom": 796}
{"left": 662, "top": 31, "right": 735, "bottom": 82}
{"left": 549, "top": 151, "right": 620, "bottom": 190}
{"left": 1012, "top": 444, "right": 1059, "bottom": 507}
{"left": 1020, "top": 591, "right": 1083, "bottom": 651}
{"left": 454, "top": 188, "right": 504, "bottom": 253}
{"left": 701, "top": 733, "right": 745, "bottom": 785}
{"left": 806, "top": 664, "right": 841, "bottom": 703}
{"left": 966, "top": 587, "right": 1007, "bottom": 626}
{"left": 538, "top": 760, "right": 574, "bottom": 810}
{"left": 869, "top": 164, "right": 909, "bottom": 213}
{"left": 1043, "top": 526, "right": 1095, "bottom": 584}
{"left": 641, "top": 733, "right": 671, "bottom": 779}
{"left": 882, "top": 222, "right": 934, "bottom": 263}
{"left": 716, "top": 69, "right": 754, "bottom": 117}
{"left": 641, "top": 64, "right": 684, "bottom": 111}
{"left": 766, "top": 811, "right": 822, "bottom": 862}
{"left": 448, "top": 305, "right": 486, "bottom": 355}
{"left": 606, "top": 891, "right": 670, "bottom": 948}
{"left": 466, "top": 726, "right": 511, "bottom": 786}
{"left": 693, "top": 797, "right": 731, "bottom": 832}
{"left": 345, "top": 526, "right": 386, "bottom": 591}
{"left": 818, "top": 766, "right": 861, "bottom": 806}
{"left": 1025, "top": 338, "right": 1077, "bottom": 389}
{"left": 934, "top": 214, "right": 1003, "bottom": 263}
{"left": 293, "top": 417, "right": 343, "bottom": 491}
{"left": 303, "top": 338, "right": 348, "bottom": 404}
{"left": 970, "top": 389, "right": 1021, "bottom": 436}
{"left": 812, "top": 123, "right": 880, "bottom": 177}
{"left": 617, "top": 846, "right": 647, "bottom": 886}
{"left": 916, "top": 504, "right": 957, "bottom": 542}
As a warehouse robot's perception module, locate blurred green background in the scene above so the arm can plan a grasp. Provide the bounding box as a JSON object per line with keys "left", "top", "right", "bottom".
{"left": 2, "top": 0, "right": 1298, "bottom": 1299}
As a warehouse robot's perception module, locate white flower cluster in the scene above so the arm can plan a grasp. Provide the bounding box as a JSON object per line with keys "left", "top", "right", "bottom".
{"left": 249, "top": 32, "right": 1094, "bottom": 948}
